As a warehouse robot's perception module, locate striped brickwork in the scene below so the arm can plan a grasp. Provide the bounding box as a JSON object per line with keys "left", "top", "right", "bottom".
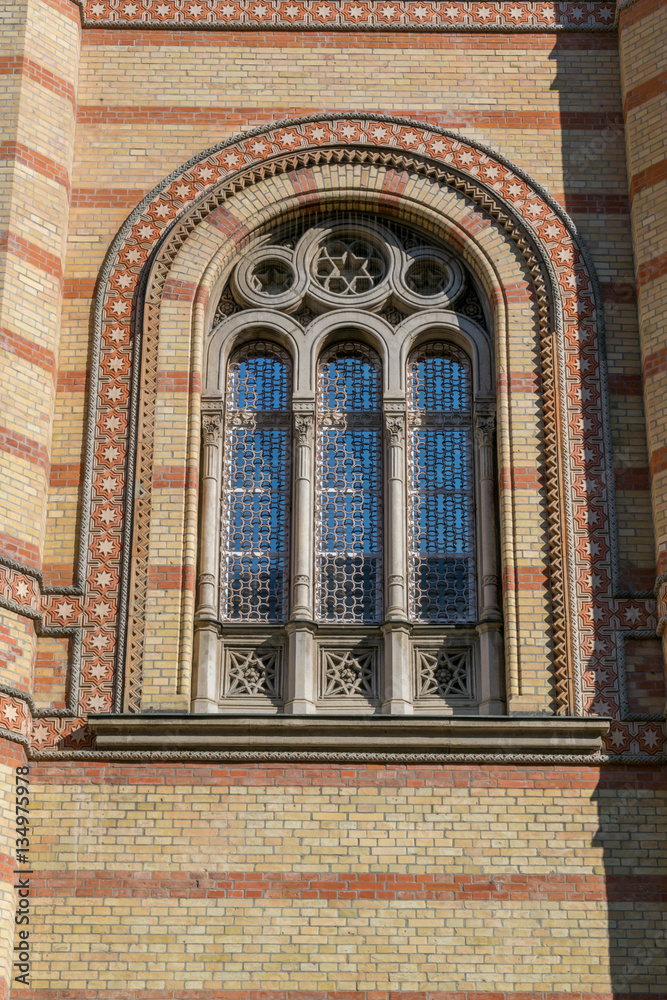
{"left": 0, "top": 7, "right": 665, "bottom": 999}
{"left": 618, "top": 0, "right": 667, "bottom": 645}
{"left": 20, "top": 761, "right": 667, "bottom": 993}
{"left": 0, "top": 4, "right": 78, "bottom": 992}
{"left": 0, "top": 0, "right": 80, "bottom": 688}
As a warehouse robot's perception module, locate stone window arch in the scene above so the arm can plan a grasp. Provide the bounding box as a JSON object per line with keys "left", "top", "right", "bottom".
{"left": 194, "top": 214, "right": 503, "bottom": 716}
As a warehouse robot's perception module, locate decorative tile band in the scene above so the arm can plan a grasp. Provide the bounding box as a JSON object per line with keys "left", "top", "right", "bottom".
{"left": 78, "top": 0, "right": 617, "bottom": 31}
{"left": 24, "top": 748, "right": 667, "bottom": 763}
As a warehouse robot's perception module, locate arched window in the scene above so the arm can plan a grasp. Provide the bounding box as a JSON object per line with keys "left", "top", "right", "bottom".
{"left": 407, "top": 342, "right": 476, "bottom": 624}
{"left": 316, "top": 341, "right": 382, "bottom": 624}
{"left": 220, "top": 342, "right": 292, "bottom": 623}
{"left": 196, "top": 215, "right": 503, "bottom": 716}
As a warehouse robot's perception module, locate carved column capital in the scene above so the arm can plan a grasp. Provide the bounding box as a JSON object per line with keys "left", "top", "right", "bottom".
{"left": 385, "top": 413, "right": 405, "bottom": 447}
{"left": 294, "top": 411, "right": 315, "bottom": 446}
{"left": 202, "top": 411, "right": 223, "bottom": 446}
{"left": 475, "top": 410, "right": 496, "bottom": 447}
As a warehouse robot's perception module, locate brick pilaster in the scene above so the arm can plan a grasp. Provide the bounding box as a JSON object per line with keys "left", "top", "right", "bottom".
{"left": 619, "top": 0, "right": 667, "bottom": 686}
{"left": 0, "top": 0, "right": 81, "bottom": 688}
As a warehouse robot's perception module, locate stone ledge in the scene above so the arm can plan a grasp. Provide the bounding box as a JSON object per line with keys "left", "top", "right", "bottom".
{"left": 89, "top": 714, "right": 610, "bottom": 754}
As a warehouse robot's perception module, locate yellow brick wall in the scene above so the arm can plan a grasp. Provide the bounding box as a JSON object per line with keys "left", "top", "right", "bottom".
{"left": 22, "top": 760, "right": 667, "bottom": 993}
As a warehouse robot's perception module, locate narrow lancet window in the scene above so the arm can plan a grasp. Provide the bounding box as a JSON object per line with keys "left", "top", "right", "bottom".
{"left": 316, "top": 340, "right": 382, "bottom": 623}
{"left": 407, "top": 342, "right": 476, "bottom": 623}
{"left": 220, "top": 342, "right": 292, "bottom": 622}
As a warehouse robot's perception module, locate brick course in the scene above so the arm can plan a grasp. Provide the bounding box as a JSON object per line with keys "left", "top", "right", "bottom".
{"left": 20, "top": 761, "right": 667, "bottom": 992}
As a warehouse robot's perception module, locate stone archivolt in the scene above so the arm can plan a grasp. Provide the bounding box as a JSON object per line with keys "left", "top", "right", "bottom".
{"left": 2, "top": 114, "right": 661, "bottom": 757}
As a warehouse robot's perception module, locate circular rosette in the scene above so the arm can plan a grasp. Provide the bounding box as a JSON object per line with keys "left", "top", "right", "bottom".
{"left": 393, "top": 247, "right": 465, "bottom": 313}
{"left": 296, "top": 221, "right": 400, "bottom": 313}
{"left": 230, "top": 245, "right": 306, "bottom": 314}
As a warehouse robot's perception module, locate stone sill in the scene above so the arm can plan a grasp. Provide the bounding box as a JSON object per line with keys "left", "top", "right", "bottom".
{"left": 89, "top": 714, "right": 610, "bottom": 754}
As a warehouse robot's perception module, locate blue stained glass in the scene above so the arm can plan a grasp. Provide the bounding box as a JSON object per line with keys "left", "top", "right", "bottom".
{"left": 319, "top": 353, "right": 381, "bottom": 411}
{"left": 316, "top": 342, "right": 382, "bottom": 624}
{"left": 408, "top": 343, "right": 476, "bottom": 623}
{"left": 221, "top": 343, "right": 291, "bottom": 623}
{"left": 227, "top": 353, "right": 290, "bottom": 411}
{"left": 409, "top": 353, "right": 469, "bottom": 412}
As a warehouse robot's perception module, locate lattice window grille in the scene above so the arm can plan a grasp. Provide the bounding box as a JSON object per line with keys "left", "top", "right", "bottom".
{"left": 315, "top": 341, "right": 383, "bottom": 624}
{"left": 225, "top": 647, "right": 281, "bottom": 698}
{"left": 220, "top": 342, "right": 292, "bottom": 623}
{"left": 321, "top": 647, "right": 378, "bottom": 699}
{"left": 407, "top": 342, "right": 477, "bottom": 623}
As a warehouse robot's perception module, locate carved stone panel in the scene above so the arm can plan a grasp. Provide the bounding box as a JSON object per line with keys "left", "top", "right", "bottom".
{"left": 317, "top": 641, "right": 381, "bottom": 709}
{"left": 221, "top": 644, "right": 283, "bottom": 705}
{"left": 412, "top": 637, "right": 477, "bottom": 711}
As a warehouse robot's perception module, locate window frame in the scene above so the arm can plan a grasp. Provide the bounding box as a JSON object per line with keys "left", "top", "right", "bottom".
{"left": 193, "top": 229, "right": 503, "bottom": 718}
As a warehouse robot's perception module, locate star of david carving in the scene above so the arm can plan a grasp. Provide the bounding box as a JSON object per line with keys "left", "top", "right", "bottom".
{"left": 314, "top": 239, "right": 385, "bottom": 294}
{"left": 405, "top": 258, "right": 449, "bottom": 295}
{"left": 251, "top": 262, "right": 293, "bottom": 295}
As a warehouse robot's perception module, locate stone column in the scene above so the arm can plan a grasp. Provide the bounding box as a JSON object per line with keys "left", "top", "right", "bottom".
{"left": 192, "top": 404, "right": 223, "bottom": 712}
{"left": 475, "top": 405, "right": 505, "bottom": 714}
{"left": 617, "top": 0, "right": 667, "bottom": 698}
{"left": 382, "top": 406, "right": 412, "bottom": 714}
{"left": 285, "top": 405, "right": 316, "bottom": 713}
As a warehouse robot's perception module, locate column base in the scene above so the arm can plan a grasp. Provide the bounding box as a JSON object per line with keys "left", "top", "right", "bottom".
{"left": 478, "top": 700, "right": 505, "bottom": 715}
{"left": 285, "top": 622, "right": 316, "bottom": 712}
{"left": 381, "top": 622, "right": 412, "bottom": 714}
{"left": 192, "top": 622, "right": 220, "bottom": 711}
{"left": 283, "top": 699, "right": 317, "bottom": 714}
{"left": 381, "top": 697, "right": 413, "bottom": 715}
{"left": 477, "top": 620, "right": 505, "bottom": 715}
{"left": 192, "top": 698, "right": 219, "bottom": 713}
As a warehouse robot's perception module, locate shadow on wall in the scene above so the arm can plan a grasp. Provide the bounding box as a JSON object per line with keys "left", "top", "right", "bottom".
{"left": 549, "top": 32, "right": 655, "bottom": 595}
{"left": 549, "top": 33, "right": 667, "bottom": 997}
{"left": 592, "top": 766, "right": 667, "bottom": 994}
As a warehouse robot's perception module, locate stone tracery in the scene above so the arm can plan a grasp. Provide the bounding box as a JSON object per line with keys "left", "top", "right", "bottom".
{"left": 199, "top": 217, "right": 495, "bottom": 713}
